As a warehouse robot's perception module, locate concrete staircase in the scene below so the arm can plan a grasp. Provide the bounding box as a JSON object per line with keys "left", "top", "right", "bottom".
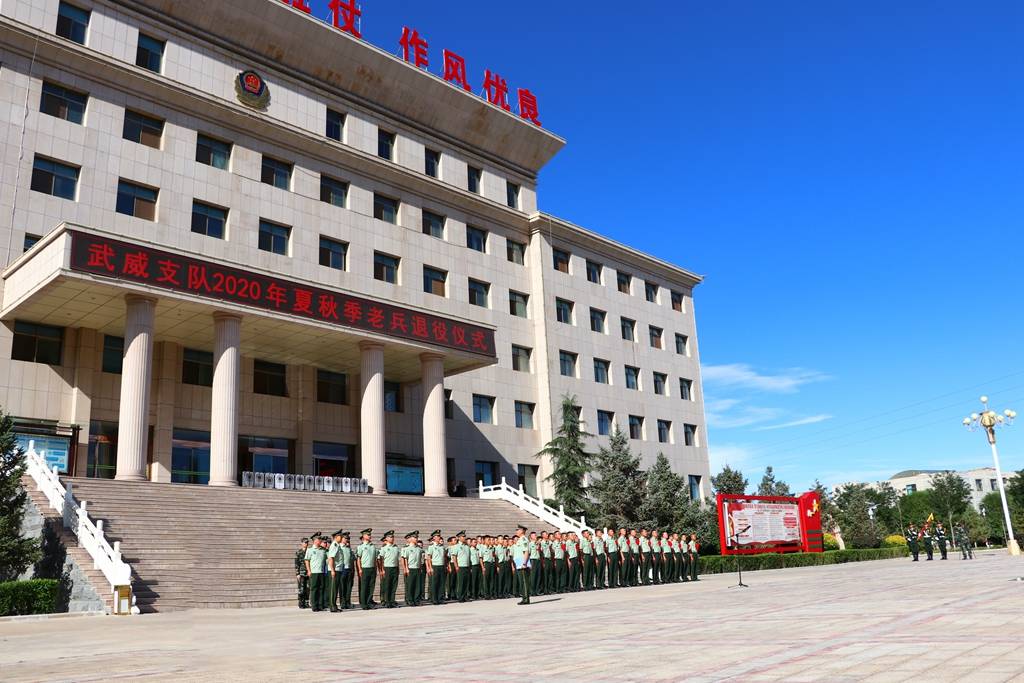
{"left": 60, "top": 478, "right": 552, "bottom": 613}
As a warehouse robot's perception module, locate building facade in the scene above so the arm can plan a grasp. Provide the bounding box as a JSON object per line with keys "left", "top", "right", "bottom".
{"left": 838, "top": 467, "right": 1018, "bottom": 513}
{"left": 0, "top": 0, "right": 709, "bottom": 500}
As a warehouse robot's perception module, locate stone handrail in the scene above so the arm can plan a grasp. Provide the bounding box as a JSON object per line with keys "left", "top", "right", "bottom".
{"left": 478, "top": 477, "right": 592, "bottom": 533}
{"left": 23, "top": 441, "right": 134, "bottom": 606}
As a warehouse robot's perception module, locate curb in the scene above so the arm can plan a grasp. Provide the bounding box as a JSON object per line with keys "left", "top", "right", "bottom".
{"left": 0, "top": 610, "right": 107, "bottom": 623}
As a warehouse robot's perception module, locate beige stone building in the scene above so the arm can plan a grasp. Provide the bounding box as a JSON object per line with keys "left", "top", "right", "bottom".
{"left": 0, "top": 0, "right": 709, "bottom": 500}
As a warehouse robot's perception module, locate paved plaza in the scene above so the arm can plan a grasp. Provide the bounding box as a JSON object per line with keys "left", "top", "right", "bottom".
{"left": 2, "top": 552, "right": 1023, "bottom": 682}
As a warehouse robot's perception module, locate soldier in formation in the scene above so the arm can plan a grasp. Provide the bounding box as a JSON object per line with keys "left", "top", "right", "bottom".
{"left": 954, "top": 523, "right": 974, "bottom": 560}
{"left": 933, "top": 523, "right": 948, "bottom": 560}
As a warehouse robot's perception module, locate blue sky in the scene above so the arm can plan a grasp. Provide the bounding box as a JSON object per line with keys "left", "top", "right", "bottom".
{"left": 305, "top": 1, "right": 1024, "bottom": 490}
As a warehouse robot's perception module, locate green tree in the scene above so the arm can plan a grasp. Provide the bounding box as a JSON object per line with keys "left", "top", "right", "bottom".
{"left": 812, "top": 480, "right": 839, "bottom": 533}
{"left": 0, "top": 409, "right": 40, "bottom": 581}
{"left": 833, "top": 483, "right": 883, "bottom": 548}
{"left": 711, "top": 465, "right": 747, "bottom": 495}
{"left": 958, "top": 507, "right": 988, "bottom": 545}
{"left": 899, "top": 490, "right": 934, "bottom": 527}
{"left": 1005, "top": 469, "right": 1024, "bottom": 514}
{"left": 589, "top": 427, "right": 645, "bottom": 530}
{"left": 756, "top": 466, "right": 792, "bottom": 496}
{"left": 869, "top": 482, "right": 903, "bottom": 535}
{"left": 980, "top": 491, "right": 1011, "bottom": 542}
{"left": 929, "top": 471, "right": 972, "bottom": 531}
{"left": 673, "top": 497, "right": 720, "bottom": 555}
{"left": 638, "top": 453, "right": 683, "bottom": 530}
{"left": 536, "top": 395, "right": 593, "bottom": 520}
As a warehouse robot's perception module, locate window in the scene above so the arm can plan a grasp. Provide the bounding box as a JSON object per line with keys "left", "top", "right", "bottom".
{"left": 904, "top": 484, "right": 917, "bottom": 495}
{"left": 30, "top": 157, "right": 78, "bottom": 200}
{"left": 196, "top": 134, "right": 231, "bottom": 170}
{"left": 645, "top": 282, "right": 659, "bottom": 303}
{"left": 683, "top": 424, "right": 698, "bottom": 447}
{"left": 425, "top": 148, "right": 440, "bottom": 178}
{"left": 23, "top": 234, "right": 41, "bottom": 252}
{"left": 314, "top": 441, "right": 356, "bottom": 478}
{"left": 123, "top": 110, "right": 163, "bottom": 148}
{"left": 373, "top": 193, "right": 399, "bottom": 224}
{"left": 586, "top": 260, "right": 603, "bottom": 284}
{"left": 555, "top": 298, "right": 574, "bottom": 324}
{"left": 509, "top": 291, "right": 529, "bottom": 318}
{"left": 649, "top": 326, "right": 663, "bottom": 349}
{"left": 472, "top": 394, "right": 495, "bottom": 424}
{"left": 511, "top": 345, "right": 532, "bottom": 372}
{"left": 422, "top": 210, "right": 445, "bottom": 238}
{"left": 466, "top": 226, "right": 487, "bottom": 252}
{"left": 423, "top": 266, "right": 447, "bottom": 297}
{"left": 974, "top": 479, "right": 983, "bottom": 492}
{"left": 672, "top": 291, "right": 684, "bottom": 312}
{"left": 475, "top": 460, "right": 500, "bottom": 487}
{"left": 136, "top": 34, "right": 164, "bottom": 73}
{"left": 506, "top": 239, "right": 526, "bottom": 264}
{"left": 675, "top": 334, "right": 689, "bottom": 355}
{"left": 444, "top": 389, "right": 454, "bottom": 420}
{"left": 326, "top": 109, "right": 345, "bottom": 141}
{"left": 191, "top": 201, "right": 226, "bottom": 239}
{"left": 468, "top": 279, "right": 490, "bottom": 308}
{"left": 688, "top": 474, "right": 702, "bottom": 501}
{"left": 374, "top": 252, "right": 399, "bottom": 283}
{"left": 258, "top": 220, "right": 290, "bottom": 255}
{"left": 625, "top": 365, "right": 640, "bottom": 390}
{"left": 260, "top": 157, "right": 292, "bottom": 190}
{"left": 171, "top": 428, "right": 210, "bottom": 484}
{"left": 377, "top": 129, "right": 395, "bottom": 160}
{"left": 559, "top": 351, "right": 577, "bottom": 377}
{"left": 620, "top": 317, "right": 636, "bottom": 342}
{"left": 11, "top": 322, "right": 63, "bottom": 365}
{"left": 597, "top": 410, "right": 615, "bottom": 436}
{"left": 316, "top": 369, "right": 347, "bottom": 405}
{"left": 506, "top": 182, "right": 520, "bottom": 209}
{"left": 384, "top": 381, "right": 403, "bottom": 412}
{"left": 56, "top": 2, "right": 89, "bottom": 44}
{"left": 552, "top": 248, "right": 570, "bottom": 273}
{"left": 653, "top": 372, "right": 667, "bottom": 395}
{"left": 515, "top": 401, "right": 535, "bottom": 429}
{"left": 182, "top": 348, "right": 213, "bottom": 386}
{"left": 628, "top": 415, "right": 644, "bottom": 440}
{"left": 990, "top": 479, "right": 998, "bottom": 491}
{"left": 320, "top": 176, "right": 348, "bottom": 208}
{"left": 617, "top": 271, "right": 632, "bottom": 294}
{"left": 319, "top": 236, "right": 347, "bottom": 270}
{"left": 40, "top": 82, "right": 87, "bottom": 124}
{"left": 589, "top": 308, "right": 606, "bottom": 333}
{"left": 116, "top": 180, "right": 157, "bottom": 220}
{"left": 679, "top": 378, "right": 693, "bottom": 401}
{"left": 468, "top": 166, "right": 482, "bottom": 194}
{"left": 253, "top": 360, "right": 288, "bottom": 396}
{"left": 593, "top": 359, "right": 610, "bottom": 384}
{"left": 657, "top": 420, "right": 672, "bottom": 444}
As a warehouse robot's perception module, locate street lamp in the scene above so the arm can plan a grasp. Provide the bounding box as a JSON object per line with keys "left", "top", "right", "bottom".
{"left": 963, "top": 396, "right": 1019, "bottom": 556}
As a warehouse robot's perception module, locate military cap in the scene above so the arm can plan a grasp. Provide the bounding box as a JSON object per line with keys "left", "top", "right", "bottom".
{"left": 341, "top": 532, "right": 350, "bottom": 539}
{"left": 361, "top": 528, "right": 372, "bottom": 535}
{"left": 432, "top": 529, "right": 442, "bottom": 537}
{"left": 312, "top": 531, "right": 322, "bottom": 538}
{"left": 517, "top": 524, "right": 528, "bottom": 531}
{"left": 301, "top": 537, "right": 309, "bottom": 543}
{"left": 457, "top": 530, "right": 466, "bottom": 537}
{"left": 404, "top": 532, "right": 416, "bottom": 539}
{"left": 333, "top": 529, "right": 344, "bottom": 538}
{"left": 382, "top": 529, "right": 395, "bottom": 539}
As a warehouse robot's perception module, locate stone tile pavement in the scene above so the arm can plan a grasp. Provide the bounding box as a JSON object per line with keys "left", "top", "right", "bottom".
{"left": 1, "top": 551, "right": 1022, "bottom": 682}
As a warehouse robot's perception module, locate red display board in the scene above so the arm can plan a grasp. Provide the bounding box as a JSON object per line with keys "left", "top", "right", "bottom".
{"left": 717, "top": 492, "right": 823, "bottom": 555}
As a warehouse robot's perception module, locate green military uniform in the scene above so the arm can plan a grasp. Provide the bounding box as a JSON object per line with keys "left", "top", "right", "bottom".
{"left": 935, "top": 524, "right": 948, "bottom": 560}
{"left": 593, "top": 533, "right": 606, "bottom": 589}
{"left": 495, "top": 540, "right": 509, "bottom": 598}
{"left": 639, "top": 534, "right": 652, "bottom": 585}
{"left": 552, "top": 536, "right": 566, "bottom": 593}
{"left": 628, "top": 535, "right": 640, "bottom": 586}
{"left": 689, "top": 537, "right": 700, "bottom": 581}
{"left": 566, "top": 535, "right": 579, "bottom": 591}
{"left": 469, "top": 542, "right": 482, "bottom": 600}
{"left": 542, "top": 537, "right": 555, "bottom": 595}
{"left": 427, "top": 532, "right": 447, "bottom": 605}
{"left": 529, "top": 538, "right": 542, "bottom": 595}
{"left": 955, "top": 524, "right": 973, "bottom": 560}
{"left": 651, "top": 536, "right": 663, "bottom": 584}
{"left": 481, "top": 540, "right": 496, "bottom": 599}
{"left": 356, "top": 530, "right": 379, "bottom": 610}
{"left": 905, "top": 525, "right": 920, "bottom": 561}
{"left": 605, "top": 534, "right": 618, "bottom": 589}
{"left": 922, "top": 526, "right": 934, "bottom": 561}
{"left": 580, "top": 533, "right": 594, "bottom": 590}
{"left": 379, "top": 532, "right": 400, "bottom": 608}
{"left": 295, "top": 541, "right": 309, "bottom": 608}
{"left": 326, "top": 532, "right": 344, "bottom": 611}
{"left": 513, "top": 528, "right": 531, "bottom": 605}
{"left": 306, "top": 541, "right": 327, "bottom": 611}
{"left": 401, "top": 533, "right": 424, "bottom": 606}
{"left": 338, "top": 536, "right": 354, "bottom": 608}
{"left": 453, "top": 534, "right": 472, "bottom": 602}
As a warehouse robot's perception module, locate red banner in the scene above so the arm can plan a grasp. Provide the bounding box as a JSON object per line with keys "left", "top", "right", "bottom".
{"left": 69, "top": 231, "right": 495, "bottom": 358}
{"left": 717, "top": 492, "right": 823, "bottom": 555}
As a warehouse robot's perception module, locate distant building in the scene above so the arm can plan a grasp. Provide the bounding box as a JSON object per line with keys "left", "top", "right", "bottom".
{"left": 837, "top": 467, "right": 1017, "bottom": 512}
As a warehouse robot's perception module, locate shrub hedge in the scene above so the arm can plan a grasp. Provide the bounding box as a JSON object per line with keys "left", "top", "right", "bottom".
{"left": 0, "top": 579, "right": 60, "bottom": 617}
{"left": 881, "top": 534, "right": 908, "bottom": 548}
{"left": 698, "top": 547, "right": 908, "bottom": 575}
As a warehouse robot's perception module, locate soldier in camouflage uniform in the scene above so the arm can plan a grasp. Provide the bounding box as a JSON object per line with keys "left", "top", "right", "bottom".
{"left": 954, "top": 523, "right": 973, "bottom": 560}
{"left": 295, "top": 538, "right": 309, "bottom": 608}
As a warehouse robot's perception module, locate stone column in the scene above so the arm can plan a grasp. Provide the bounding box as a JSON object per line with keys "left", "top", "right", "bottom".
{"left": 421, "top": 353, "right": 447, "bottom": 497}
{"left": 209, "top": 312, "right": 241, "bottom": 486}
{"left": 115, "top": 295, "right": 156, "bottom": 481}
{"left": 359, "top": 341, "right": 386, "bottom": 494}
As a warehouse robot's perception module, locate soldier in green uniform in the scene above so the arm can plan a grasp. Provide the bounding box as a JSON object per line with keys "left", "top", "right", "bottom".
{"left": 378, "top": 530, "right": 400, "bottom": 608}
{"left": 934, "top": 523, "right": 948, "bottom": 560}
{"left": 628, "top": 529, "right": 641, "bottom": 586}
{"left": 526, "top": 532, "right": 541, "bottom": 595}
{"left": 650, "top": 531, "right": 662, "bottom": 584}
{"left": 339, "top": 532, "right": 354, "bottom": 608}
{"left": 355, "top": 528, "right": 378, "bottom": 610}
{"left": 688, "top": 533, "right": 700, "bottom": 581}
{"left": 305, "top": 536, "right": 328, "bottom": 612}
{"left": 579, "top": 529, "right": 594, "bottom": 590}
{"left": 617, "top": 528, "right": 630, "bottom": 587}
{"left": 426, "top": 530, "right": 447, "bottom": 605}
{"left": 480, "top": 536, "right": 495, "bottom": 599}
{"left": 639, "top": 529, "right": 652, "bottom": 585}
{"left": 401, "top": 531, "right": 423, "bottom": 607}
{"left": 513, "top": 524, "right": 531, "bottom": 605}
{"left": 551, "top": 532, "right": 566, "bottom": 593}
{"left": 604, "top": 529, "right": 619, "bottom": 589}
{"left": 494, "top": 536, "right": 508, "bottom": 598}
{"left": 326, "top": 530, "right": 344, "bottom": 612}
{"left": 563, "top": 532, "right": 577, "bottom": 592}
{"left": 593, "top": 528, "right": 607, "bottom": 589}
{"left": 295, "top": 538, "right": 309, "bottom": 608}
{"left": 670, "top": 532, "right": 682, "bottom": 582}
{"left": 452, "top": 531, "right": 471, "bottom": 602}
{"left": 921, "top": 524, "right": 934, "bottom": 561}
{"left": 905, "top": 524, "right": 920, "bottom": 561}
{"left": 469, "top": 537, "right": 481, "bottom": 600}
{"left": 541, "top": 532, "right": 555, "bottom": 595}
{"left": 954, "top": 523, "right": 973, "bottom": 560}
{"left": 446, "top": 536, "right": 458, "bottom": 600}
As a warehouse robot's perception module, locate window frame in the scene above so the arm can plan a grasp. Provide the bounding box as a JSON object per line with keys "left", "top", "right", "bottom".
{"left": 679, "top": 378, "right": 693, "bottom": 401}
{"left": 253, "top": 359, "right": 288, "bottom": 397}
{"left": 628, "top": 415, "right": 644, "bottom": 440}
{"left": 657, "top": 419, "right": 672, "bottom": 444}
{"left": 468, "top": 165, "right": 482, "bottom": 194}
{"left": 468, "top": 278, "right": 490, "bottom": 308}
{"left": 620, "top": 317, "right": 636, "bottom": 342}
{"left": 318, "top": 236, "right": 348, "bottom": 271}
{"left": 377, "top": 129, "right": 396, "bottom": 160}
{"left": 586, "top": 260, "right": 603, "bottom": 284}
{"left": 422, "top": 265, "right": 448, "bottom": 297}
{"left": 373, "top": 193, "right": 399, "bottom": 224}
{"left": 625, "top": 365, "right": 640, "bottom": 391}
{"left": 122, "top": 110, "right": 164, "bottom": 149}
{"left": 40, "top": 81, "right": 87, "bottom": 124}
{"left": 116, "top": 179, "right": 158, "bottom": 221}
{"left": 374, "top": 252, "right": 400, "bottom": 284}
{"left": 316, "top": 369, "right": 348, "bottom": 405}
{"left": 181, "top": 348, "right": 213, "bottom": 386}
{"left": 555, "top": 298, "right": 574, "bottom": 324}
{"left": 559, "top": 350, "right": 577, "bottom": 378}
{"left": 196, "top": 134, "right": 231, "bottom": 170}
{"left": 511, "top": 345, "right": 532, "bottom": 373}
{"left": 319, "top": 175, "right": 349, "bottom": 208}
{"left": 514, "top": 401, "right": 535, "bottom": 429}
{"left": 653, "top": 372, "right": 667, "bottom": 396}
{"left": 424, "top": 148, "right": 441, "bottom": 178}
{"left": 56, "top": 1, "right": 90, "bottom": 45}
{"left": 645, "top": 281, "right": 659, "bottom": 303}
{"left": 552, "top": 248, "right": 571, "bottom": 273}
{"left": 260, "top": 155, "right": 293, "bottom": 190}
{"left": 506, "top": 238, "right": 526, "bottom": 265}
{"left": 472, "top": 394, "right": 495, "bottom": 424}
{"left": 466, "top": 226, "right": 488, "bottom": 253}
{"left": 11, "top": 321, "right": 64, "bottom": 365}
{"left": 421, "top": 209, "right": 446, "bottom": 239}
{"left": 509, "top": 290, "right": 529, "bottom": 318}
{"left": 617, "top": 271, "right": 632, "bottom": 294}
{"left": 649, "top": 325, "right": 663, "bottom": 349}
{"left": 30, "top": 156, "right": 79, "bottom": 200}
{"left": 257, "top": 219, "right": 291, "bottom": 256}
{"left": 135, "top": 33, "right": 165, "bottom": 73}
{"left": 597, "top": 410, "right": 614, "bottom": 436}
{"left": 506, "top": 181, "right": 520, "bottom": 209}
{"left": 593, "top": 358, "right": 610, "bottom": 384}
{"left": 190, "top": 200, "right": 227, "bottom": 239}
{"left": 589, "top": 307, "right": 607, "bottom": 334}
{"left": 325, "top": 109, "right": 345, "bottom": 142}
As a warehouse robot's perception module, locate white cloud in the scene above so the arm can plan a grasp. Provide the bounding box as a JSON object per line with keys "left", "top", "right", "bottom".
{"left": 755, "top": 414, "right": 834, "bottom": 431}
{"left": 706, "top": 404, "right": 781, "bottom": 429}
{"left": 702, "top": 363, "right": 829, "bottom": 394}
{"left": 707, "top": 443, "right": 757, "bottom": 474}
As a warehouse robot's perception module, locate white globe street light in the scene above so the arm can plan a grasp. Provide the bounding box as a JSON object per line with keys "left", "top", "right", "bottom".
{"left": 964, "top": 396, "right": 1019, "bottom": 556}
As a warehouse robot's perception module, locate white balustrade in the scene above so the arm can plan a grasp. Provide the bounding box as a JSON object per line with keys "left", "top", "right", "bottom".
{"left": 478, "top": 477, "right": 592, "bottom": 533}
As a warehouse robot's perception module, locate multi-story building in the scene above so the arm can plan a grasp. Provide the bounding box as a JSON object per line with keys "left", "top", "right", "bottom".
{"left": 837, "top": 467, "right": 1018, "bottom": 512}
{"left": 0, "top": 0, "right": 709, "bottom": 501}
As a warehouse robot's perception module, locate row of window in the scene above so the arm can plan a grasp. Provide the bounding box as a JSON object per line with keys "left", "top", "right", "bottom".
{"left": 52, "top": 2, "right": 525, "bottom": 211}
{"left": 554, "top": 298, "right": 690, "bottom": 352}
{"left": 552, "top": 248, "right": 687, "bottom": 312}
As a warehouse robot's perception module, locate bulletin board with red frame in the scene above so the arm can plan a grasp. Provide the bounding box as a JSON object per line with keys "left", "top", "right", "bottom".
{"left": 717, "top": 492, "right": 824, "bottom": 556}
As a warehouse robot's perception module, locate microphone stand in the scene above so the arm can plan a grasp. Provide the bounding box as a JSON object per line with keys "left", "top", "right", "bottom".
{"left": 728, "top": 526, "right": 752, "bottom": 589}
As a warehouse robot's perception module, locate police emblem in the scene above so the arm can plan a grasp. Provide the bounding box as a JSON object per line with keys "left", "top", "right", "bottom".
{"left": 235, "top": 70, "right": 270, "bottom": 109}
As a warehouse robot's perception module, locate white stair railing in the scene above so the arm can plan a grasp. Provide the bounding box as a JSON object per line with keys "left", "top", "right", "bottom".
{"left": 478, "top": 477, "right": 592, "bottom": 533}
{"left": 23, "top": 441, "right": 135, "bottom": 613}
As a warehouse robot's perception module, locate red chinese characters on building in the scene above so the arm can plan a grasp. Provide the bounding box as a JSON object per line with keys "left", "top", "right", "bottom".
{"left": 86, "top": 243, "right": 116, "bottom": 272}
{"left": 293, "top": 289, "right": 314, "bottom": 315}
{"left": 328, "top": 0, "right": 362, "bottom": 38}
{"left": 280, "top": 0, "right": 311, "bottom": 13}
{"left": 483, "top": 70, "right": 511, "bottom": 111}
{"left": 442, "top": 50, "right": 472, "bottom": 92}
{"left": 400, "top": 27, "right": 429, "bottom": 69}
{"left": 156, "top": 259, "right": 180, "bottom": 286}
{"left": 517, "top": 88, "right": 541, "bottom": 126}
